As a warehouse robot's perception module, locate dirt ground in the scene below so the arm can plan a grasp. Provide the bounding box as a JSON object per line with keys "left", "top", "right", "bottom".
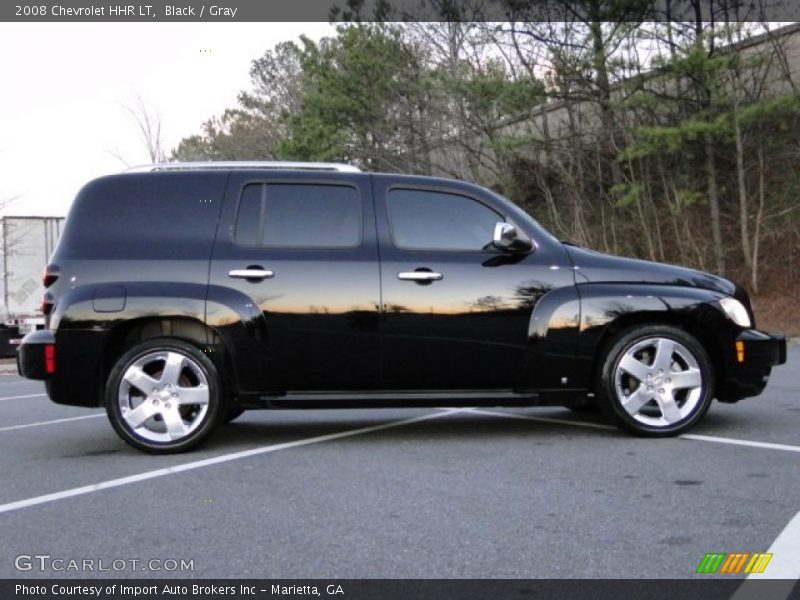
{"left": 752, "top": 291, "right": 800, "bottom": 337}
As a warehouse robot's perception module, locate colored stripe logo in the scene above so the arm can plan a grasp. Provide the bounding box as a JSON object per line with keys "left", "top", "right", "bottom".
{"left": 696, "top": 552, "right": 772, "bottom": 574}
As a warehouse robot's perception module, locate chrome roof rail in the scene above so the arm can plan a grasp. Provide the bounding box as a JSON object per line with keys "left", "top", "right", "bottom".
{"left": 124, "top": 161, "right": 362, "bottom": 173}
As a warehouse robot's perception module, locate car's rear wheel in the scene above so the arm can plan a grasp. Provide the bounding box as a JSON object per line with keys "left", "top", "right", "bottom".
{"left": 597, "top": 325, "right": 714, "bottom": 436}
{"left": 106, "top": 338, "right": 224, "bottom": 453}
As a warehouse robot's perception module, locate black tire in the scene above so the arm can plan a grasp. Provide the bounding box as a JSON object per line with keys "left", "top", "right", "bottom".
{"left": 596, "top": 325, "right": 714, "bottom": 437}
{"left": 106, "top": 338, "right": 225, "bottom": 453}
{"left": 223, "top": 406, "right": 246, "bottom": 424}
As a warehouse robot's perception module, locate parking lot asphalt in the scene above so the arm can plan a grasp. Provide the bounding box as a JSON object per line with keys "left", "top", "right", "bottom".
{"left": 0, "top": 347, "right": 798, "bottom": 580}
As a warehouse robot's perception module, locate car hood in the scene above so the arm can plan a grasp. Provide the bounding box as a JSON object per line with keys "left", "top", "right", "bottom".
{"left": 563, "top": 244, "right": 737, "bottom": 296}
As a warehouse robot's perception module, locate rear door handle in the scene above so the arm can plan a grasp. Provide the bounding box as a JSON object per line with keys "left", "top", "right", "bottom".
{"left": 229, "top": 268, "right": 275, "bottom": 280}
{"left": 397, "top": 271, "right": 443, "bottom": 282}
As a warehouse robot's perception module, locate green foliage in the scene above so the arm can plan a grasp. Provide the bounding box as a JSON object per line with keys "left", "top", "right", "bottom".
{"left": 174, "top": 23, "right": 542, "bottom": 173}
{"left": 620, "top": 119, "right": 713, "bottom": 160}
{"left": 171, "top": 20, "right": 800, "bottom": 295}
{"left": 277, "top": 24, "right": 423, "bottom": 166}
{"left": 611, "top": 182, "right": 643, "bottom": 208}
{"left": 738, "top": 91, "right": 800, "bottom": 127}
{"left": 444, "top": 62, "right": 544, "bottom": 121}
{"left": 621, "top": 90, "right": 800, "bottom": 163}
{"left": 672, "top": 189, "right": 704, "bottom": 213}
{"left": 172, "top": 135, "right": 213, "bottom": 161}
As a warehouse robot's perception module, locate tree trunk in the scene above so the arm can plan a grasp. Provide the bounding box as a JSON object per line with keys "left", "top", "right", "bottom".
{"left": 704, "top": 133, "right": 726, "bottom": 276}
{"left": 734, "top": 109, "right": 753, "bottom": 278}
{"left": 751, "top": 146, "right": 766, "bottom": 294}
{"left": 589, "top": 17, "right": 622, "bottom": 187}
{"left": 657, "top": 158, "right": 687, "bottom": 265}
{"left": 627, "top": 157, "right": 655, "bottom": 260}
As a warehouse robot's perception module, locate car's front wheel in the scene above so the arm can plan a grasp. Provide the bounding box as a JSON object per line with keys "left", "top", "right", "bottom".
{"left": 597, "top": 325, "right": 714, "bottom": 436}
{"left": 106, "top": 338, "right": 224, "bottom": 453}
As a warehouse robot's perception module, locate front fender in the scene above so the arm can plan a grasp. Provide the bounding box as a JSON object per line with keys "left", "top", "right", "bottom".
{"left": 523, "top": 285, "right": 581, "bottom": 390}
{"left": 573, "top": 283, "right": 730, "bottom": 388}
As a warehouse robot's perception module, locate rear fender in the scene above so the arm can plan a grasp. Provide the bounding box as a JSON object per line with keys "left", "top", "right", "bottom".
{"left": 49, "top": 282, "right": 260, "bottom": 406}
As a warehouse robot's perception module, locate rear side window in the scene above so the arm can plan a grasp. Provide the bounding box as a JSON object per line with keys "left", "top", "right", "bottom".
{"left": 388, "top": 189, "right": 501, "bottom": 251}
{"left": 235, "top": 183, "right": 361, "bottom": 248}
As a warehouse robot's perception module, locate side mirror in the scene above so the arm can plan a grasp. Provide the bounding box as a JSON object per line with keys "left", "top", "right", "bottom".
{"left": 492, "top": 222, "right": 533, "bottom": 253}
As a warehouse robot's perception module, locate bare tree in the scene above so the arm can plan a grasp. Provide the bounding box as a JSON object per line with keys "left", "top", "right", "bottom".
{"left": 130, "top": 93, "right": 166, "bottom": 163}
{"left": 107, "top": 94, "right": 168, "bottom": 167}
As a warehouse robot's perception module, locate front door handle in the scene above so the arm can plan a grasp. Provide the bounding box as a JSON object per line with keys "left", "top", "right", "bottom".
{"left": 398, "top": 271, "right": 443, "bottom": 282}
{"left": 229, "top": 268, "right": 275, "bottom": 281}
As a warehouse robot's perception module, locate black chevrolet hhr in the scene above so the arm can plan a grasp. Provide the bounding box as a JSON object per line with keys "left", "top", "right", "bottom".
{"left": 18, "top": 162, "right": 786, "bottom": 453}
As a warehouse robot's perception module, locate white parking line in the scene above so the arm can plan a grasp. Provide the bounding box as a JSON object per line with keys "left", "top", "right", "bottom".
{"left": 463, "top": 408, "right": 800, "bottom": 454}
{"left": 0, "top": 393, "right": 47, "bottom": 402}
{"left": 752, "top": 509, "right": 800, "bottom": 579}
{"left": 462, "top": 407, "right": 616, "bottom": 431}
{"left": 681, "top": 433, "right": 800, "bottom": 454}
{"left": 0, "top": 413, "right": 104, "bottom": 432}
{"left": 731, "top": 510, "right": 800, "bottom": 600}
{"left": 0, "top": 409, "right": 462, "bottom": 515}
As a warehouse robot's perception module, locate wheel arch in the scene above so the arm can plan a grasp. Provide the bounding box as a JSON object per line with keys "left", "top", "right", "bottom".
{"left": 575, "top": 283, "right": 732, "bottom": 395}
{"left": 48, "top": 281, "right": 256, "bottom": 408}
{"left": 589, "top": 311, "right": 724, "bottom": 392}
{"left": 101, "top": 316, "right": 239, "bottom": 407}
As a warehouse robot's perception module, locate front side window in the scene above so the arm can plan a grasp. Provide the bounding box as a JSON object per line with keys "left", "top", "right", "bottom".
{"left": 235, "top": 183, "right": 361, "bottom": 248}
{"left": 388, "top": 189, "right": 501, "bottom": 251}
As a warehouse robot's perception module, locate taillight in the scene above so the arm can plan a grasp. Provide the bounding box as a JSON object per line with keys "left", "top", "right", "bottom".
{"left": 45, "top": 344, "right": 55, "bottom": 373}
{"left": 41, "top": 293, "right": 54, "bottom": 316}
{"left": 42, "top": 265, "right": 58, "bottom": 288}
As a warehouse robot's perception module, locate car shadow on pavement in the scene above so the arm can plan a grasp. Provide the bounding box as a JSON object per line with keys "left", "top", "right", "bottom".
{"left": 203, "top": 408, "right": 622, "bottom": 451}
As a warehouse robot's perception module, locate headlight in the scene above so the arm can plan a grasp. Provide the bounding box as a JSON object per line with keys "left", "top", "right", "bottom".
{"left": 719, "top": 297, "right": 752, "bottom": 328}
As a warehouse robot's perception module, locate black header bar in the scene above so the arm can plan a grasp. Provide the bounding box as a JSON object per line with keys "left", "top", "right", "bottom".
{"left": 3, "top": 0, "right": 800, "bottom": 22}
{"left": 4, "top": 579, "right": 800, "bottom": 600}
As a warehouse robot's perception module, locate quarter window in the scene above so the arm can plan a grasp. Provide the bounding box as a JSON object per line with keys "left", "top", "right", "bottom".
{"left": 388, "top": 189, "right": 501, "bottom": 251}
{"left": 235, "top": 183, "right": 361, "bottom": 248}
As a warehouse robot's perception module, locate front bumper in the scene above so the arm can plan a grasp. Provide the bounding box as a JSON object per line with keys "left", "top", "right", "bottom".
{"left": 17, "top": 329, "right": 55, "bottom": 381}
{"left": 717, "top": 329, "right": 787, "bottom": 402}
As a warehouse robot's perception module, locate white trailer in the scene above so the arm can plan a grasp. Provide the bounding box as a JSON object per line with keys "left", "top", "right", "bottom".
{"left": 0, "top": 216, "right": 64, "bottom": 355}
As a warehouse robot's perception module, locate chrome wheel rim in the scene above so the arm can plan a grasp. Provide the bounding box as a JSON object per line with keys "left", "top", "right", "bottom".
{"left": 614, "top": 337, "right": 703, "bottom": 428}
{"left": 118, "top": 350, "right": 209, "bottom": 443}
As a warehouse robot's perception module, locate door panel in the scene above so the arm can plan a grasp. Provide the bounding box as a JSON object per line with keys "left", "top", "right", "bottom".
{"left": 373, "top": 176, "right": 574, "bottom": 390}
{"left": 210, "top": 173, "right": 380, "bottom": 393}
